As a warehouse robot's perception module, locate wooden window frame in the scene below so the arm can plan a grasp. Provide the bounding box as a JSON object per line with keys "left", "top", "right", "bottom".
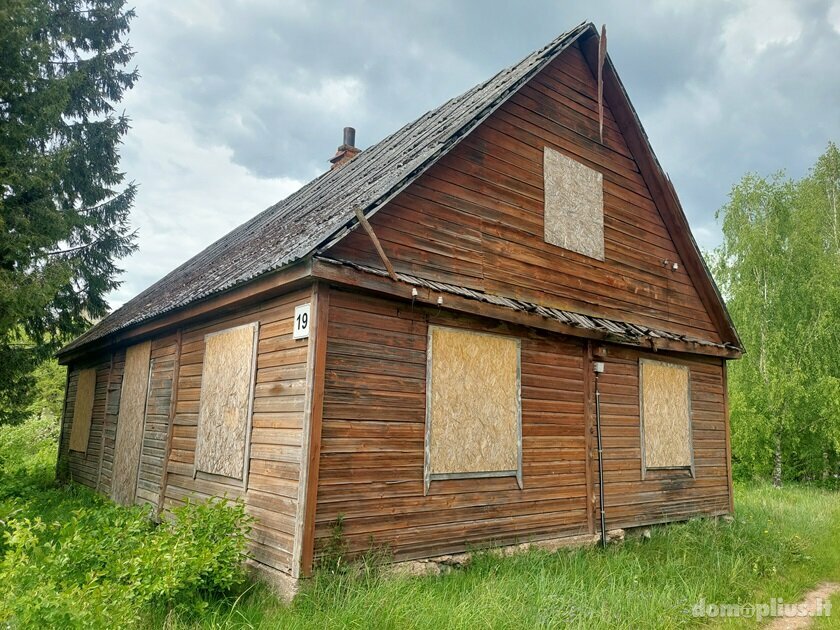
{"left": 424, "top": 325, "right": 523, "bottom": 494}
{"left": 639, "top": 358, "right": 695, "bottom": 480}
{"left": 193, "top": 322, "right": 260, "bottom": 488}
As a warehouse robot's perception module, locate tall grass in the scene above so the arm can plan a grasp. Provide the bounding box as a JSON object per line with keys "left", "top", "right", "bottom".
{"left": 0, "top": 417, "right": 253, "bottom": 629}
{"left": 157, "top": 484, "right": 840, "bottom": 629}
{"left": 3, "top": 416, "right": 839, "bottom": 628}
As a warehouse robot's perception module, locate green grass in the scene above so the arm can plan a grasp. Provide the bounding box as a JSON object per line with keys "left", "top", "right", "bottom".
{"left": 152, "top": 484, "right": 840, "bottom": 629}
{"left": 3, "top": 417, "right": 840, "bottom": 629}
{"left": 0, "top": 418, "right": 252, "bottom": 628}
{"left": 814, "top": 593, "right": 840, "bottom": 629}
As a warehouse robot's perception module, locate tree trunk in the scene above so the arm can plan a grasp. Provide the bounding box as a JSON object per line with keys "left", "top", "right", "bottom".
{"left": 772, "top": 432, "right": 782, "bottom": 488}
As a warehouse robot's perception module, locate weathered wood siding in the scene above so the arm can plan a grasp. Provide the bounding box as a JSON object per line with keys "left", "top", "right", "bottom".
{"left": 98, "top": 351, "right": 125, "bottom": 495}
{"left": 135, "top": 335, "right": 178, "bottom": 508}
{"left": 329, "top": 43, "right": 720, "bottom": 342}
{"left": 314, "top": 289, "right": 591, "bottom": 562}
{"left": 60, "top": 288, "right": 313, "bottom": 577}
{"left": 595, "top": 347, "right": 732, "bottom": 528}
{"left": 61, "top": 358, "right": 111, "bottom": 488}
{"left": 160, "top": 289, "right": 311, "bottom": 575}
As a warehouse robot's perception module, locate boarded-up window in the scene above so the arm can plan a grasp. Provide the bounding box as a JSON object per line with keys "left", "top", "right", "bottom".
{"left": 425, "top": 326, "right": 521, "bottom": 492}
{"left": 194, "top": 322, "right": 258, "bottom": 480}
{"left": 111, "top": 341, "right": 152, "bottom": 505}
{"left": 543, "top": 147, "right": 604, "bottom": 260}
{"left": 69, "top": 368, "right": 97, "bottom": 453}
{"left": 639, "top": 359, "right": 693, "bottom": 474}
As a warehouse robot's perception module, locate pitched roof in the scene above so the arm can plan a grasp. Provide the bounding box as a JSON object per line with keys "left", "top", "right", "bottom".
{"left": 60, "top": 22, "right": 593, "bottom": 356}
{"left": 60, "top": 21, "right": 741, "bottom": 358}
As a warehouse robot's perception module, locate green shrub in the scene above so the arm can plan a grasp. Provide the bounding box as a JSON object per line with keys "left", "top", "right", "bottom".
{"left": 0, "top": 414, "right": 59, "bottom": 497}
{"left": 0, "top": 491, "right": 253, "bottom": 628}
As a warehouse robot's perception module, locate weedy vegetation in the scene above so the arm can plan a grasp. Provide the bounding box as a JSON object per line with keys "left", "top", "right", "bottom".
{"left": 0, "top": 416, "right": 253, "bottom": 629}
{"left": 2, "top": 413, "right": 840, "bottom": 629}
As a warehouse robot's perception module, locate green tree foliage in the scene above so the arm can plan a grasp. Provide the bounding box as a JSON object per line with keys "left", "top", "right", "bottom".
{"left": 0, "top": 0, "right": 138, "bottom": 424}
{"left": 29, "top": 357, "right": 66, "bottom": 420}
{"left": 716, "top": 143, "right": 840, "bottom": 484}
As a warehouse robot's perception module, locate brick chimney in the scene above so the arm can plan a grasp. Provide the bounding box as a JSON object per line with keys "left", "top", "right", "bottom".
{"left": 329, "top": 127, "right": 360, "bottom": 170}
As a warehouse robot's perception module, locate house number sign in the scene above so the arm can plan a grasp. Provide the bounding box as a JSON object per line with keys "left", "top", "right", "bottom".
{"left": 293, "top": 303, "right": 311, "bottom": 339}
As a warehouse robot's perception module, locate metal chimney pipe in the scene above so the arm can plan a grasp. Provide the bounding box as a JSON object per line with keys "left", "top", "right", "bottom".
{"left": 343, "top": 127, "right": 356, "bottom": 148}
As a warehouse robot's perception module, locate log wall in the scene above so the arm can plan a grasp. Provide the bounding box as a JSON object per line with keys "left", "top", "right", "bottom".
{"left": 59, "top": 287, "right": 313, "bottom": 577}
{"left": 594, "top": 347, "right": 732, "bottom": 528}
{"left": 98, "top": 350, "right": 125, "bottom": 495}
{"left": 61, "top": 357, "right": 112, "bottom": 488}
{"left": 159, "top": 288, "right": 311, "bottom": 575}
{"left": 312, "top": 289, "right": 732, "bottom": 563}
{"left": 135, "top": 335, "right": 178, "bottom": 508}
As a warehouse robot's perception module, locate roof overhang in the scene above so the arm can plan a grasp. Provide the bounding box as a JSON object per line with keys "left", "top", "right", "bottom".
{"left": 57, "top": 22, "right": 742, "bottom": 361}
{"left": 56, "top": 258, "right": 314, "bottom": 364}
{"left": 312, "top": 257, "right": 742, "bottom": 359}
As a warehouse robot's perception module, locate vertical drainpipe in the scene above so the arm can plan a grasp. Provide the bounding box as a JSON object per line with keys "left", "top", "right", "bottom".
{"left": 593, "top": 359, "right": 607, "bottom": 547}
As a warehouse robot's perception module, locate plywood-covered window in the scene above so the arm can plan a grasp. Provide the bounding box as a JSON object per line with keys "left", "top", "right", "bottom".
{"left": 69, "top": 368, "right": 97, "bottom": 453}
{"left": 424, "top": 326, "right": 522, "bottom": 493}
{"left": 543, "top": 147, "right": 604, "bottom": 260}
{"left": 194, "top": 322, "right": 258, "bottom": 481}
{"left": 111, "top": 341, "right": 152, "bottom": 505}
{"left": 639, "top": 359, "right": 693, "bottom": 476}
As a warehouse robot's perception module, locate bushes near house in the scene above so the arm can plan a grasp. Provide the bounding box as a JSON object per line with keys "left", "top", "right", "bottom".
{"left": 0, "top": 417, "right": 253, "bottom": 628}
{"left": 3, "top": 416, "right": 840, "bottom": 628}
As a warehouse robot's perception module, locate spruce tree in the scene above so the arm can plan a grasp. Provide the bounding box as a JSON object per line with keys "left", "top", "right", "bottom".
{"left": 0, "top": 0, "right": 138, "bottom": 423}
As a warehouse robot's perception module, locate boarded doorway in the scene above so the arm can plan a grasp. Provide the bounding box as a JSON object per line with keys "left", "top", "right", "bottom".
{"left": 111, "top": 341, "right": 152, "bottom": 505}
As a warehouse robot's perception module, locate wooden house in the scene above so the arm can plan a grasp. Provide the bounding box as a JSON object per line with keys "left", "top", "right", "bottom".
{"left": 56, "top": 22, "right": 742, "bottom": 595}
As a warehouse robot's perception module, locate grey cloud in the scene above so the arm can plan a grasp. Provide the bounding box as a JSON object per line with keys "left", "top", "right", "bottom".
{"left": 112, "top": 0, "right": 840, "bottom": 306}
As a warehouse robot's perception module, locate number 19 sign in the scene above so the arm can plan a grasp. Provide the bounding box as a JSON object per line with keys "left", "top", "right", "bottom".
{"left": 293, "top": 303, "right": 311, "bottom": 340}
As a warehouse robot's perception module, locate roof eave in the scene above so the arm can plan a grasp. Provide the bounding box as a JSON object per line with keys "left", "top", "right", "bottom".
{"left": 312, "top": 256, "right": 742, "bottom": 360}
{"left": 56, "top": 257, "right": 315, "bottom": 364}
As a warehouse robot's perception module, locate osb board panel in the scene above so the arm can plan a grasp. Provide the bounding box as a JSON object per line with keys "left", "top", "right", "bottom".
{"left": 427, "top": 326, "right": 520, "bottom": 475}
{"left": 69, "top": 368, "right": 97, "bottom": 452}
{"left": 543, "top": 146, "right": 604, "bottom": 260}
{"left": 194, "top": 322, "right": 258, "bottom": 480}
{"left": 111, "top": 341, "right": 152, "bottom": 505}
{"left": 640, "top": 359, "right": 691, "bottom": 468}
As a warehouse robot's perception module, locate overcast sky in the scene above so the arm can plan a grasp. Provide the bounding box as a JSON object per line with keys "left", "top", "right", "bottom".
{"left": 110, "top": 0, "right": 840, "bottom": 307}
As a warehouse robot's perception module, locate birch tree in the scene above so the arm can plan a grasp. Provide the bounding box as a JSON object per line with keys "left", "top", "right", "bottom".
{"left": 716, "top": 144, "right": 840, "bottom": 484}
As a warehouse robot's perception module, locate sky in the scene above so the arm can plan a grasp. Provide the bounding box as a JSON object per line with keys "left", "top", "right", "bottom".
{"left": 110, "top": 0, "right": 840, "bottom": 307}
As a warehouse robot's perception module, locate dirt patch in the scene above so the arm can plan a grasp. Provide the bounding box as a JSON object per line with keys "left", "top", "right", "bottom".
{"left": 764, "top": 582, "right": 839, "bottom": 629}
